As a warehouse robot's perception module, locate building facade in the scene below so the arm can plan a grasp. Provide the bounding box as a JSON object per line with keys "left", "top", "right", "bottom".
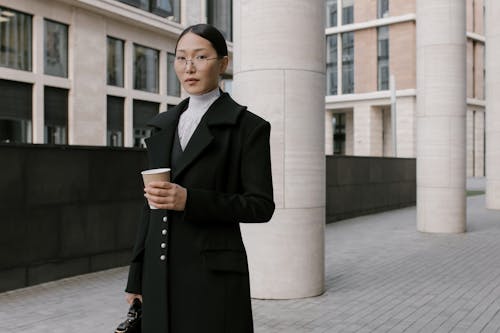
{"left": 0, "top": 0, "right": 232, "bottom": 148}
{"left": 325, "top": 0, "right": 486, "bottom": 177}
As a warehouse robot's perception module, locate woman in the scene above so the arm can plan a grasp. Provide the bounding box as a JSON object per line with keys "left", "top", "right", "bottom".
{"left": 124, "top": 24, "right": 275, "bottom": 332}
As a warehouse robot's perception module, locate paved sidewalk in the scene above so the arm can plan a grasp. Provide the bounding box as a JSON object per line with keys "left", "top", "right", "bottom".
{"left": 1, "top": 193, "right": 500, "bottom": 332}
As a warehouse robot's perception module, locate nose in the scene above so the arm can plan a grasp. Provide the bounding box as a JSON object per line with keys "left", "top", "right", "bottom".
{"left": 184, "top": 60, "right": 195, "bottom": 72}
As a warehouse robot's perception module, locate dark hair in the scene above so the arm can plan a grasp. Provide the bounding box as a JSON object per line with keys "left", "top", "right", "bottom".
{"left": 175, "top": 24, "right": 228, "bottom": 57}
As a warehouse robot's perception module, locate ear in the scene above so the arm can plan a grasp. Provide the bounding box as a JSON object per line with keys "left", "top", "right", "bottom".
{"left": 219, "top": 56, "right": 229, "bottom": 74}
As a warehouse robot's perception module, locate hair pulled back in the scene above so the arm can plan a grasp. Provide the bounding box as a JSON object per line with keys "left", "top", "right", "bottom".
{"left": 175, "top": 23, "right": 228, "bottom": 57}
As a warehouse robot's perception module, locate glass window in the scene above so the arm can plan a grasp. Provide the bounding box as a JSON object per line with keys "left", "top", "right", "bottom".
{"left": 333, "top": 113, "right": 346, "bottom": 155}
{"left": 342, "top": 32, "right": 354, "bottom": 94}
{"left": 118, "top": 0, "right": 180, "bottom": 22}
{"left": 207, "top": 0, "right": 232, "bottom": 41}
{"left": 326, "top": 0, "right": 337, "bottom": 27}
{"left": 377, "top": 26, "right": 389, "bottom": 90}
{"left": 377, "top": 0, "right": 389, "bottom": 18}
{"left": 0, "top": 7, "right": 32, "bottom": 71}
{"left": 134, "top": 44, "right": 159, "bottom": 93}
{"left": 0, "top": 79, "right": 32, "bottom": 143}
{"left": 326, "top": 34, "right": 338, "bottom": 95}
{"left": 152, "top": 0, "right": 181, "bottom": 22}
{"left": 44, "top": 86, "right": 68, "bottom": 145}
{"left": 133, "top": 99, "right": 159, "bottom": 148}
{"left": 44, "top": 19, "right": 68, "bottom": 78}
{"left": 342, "top": 0, "right": 354, "bottom": 25}
{"left": 167, "top": 52, "right": 180, "bottom": 97}
{"left": 107, "top": 96, "right": 124, "bottom": 147}
{"left": 107, "top": 37, "right": 124, "bottom": 87}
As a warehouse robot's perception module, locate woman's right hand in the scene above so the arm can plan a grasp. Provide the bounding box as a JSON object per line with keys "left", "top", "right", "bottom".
{"left": 126, "top": 292, "right": 142, "bottom": 304}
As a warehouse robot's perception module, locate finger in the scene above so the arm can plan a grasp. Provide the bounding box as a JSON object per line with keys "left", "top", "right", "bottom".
{"left": 148, "top": 181, "right": 173, "bottom": 189}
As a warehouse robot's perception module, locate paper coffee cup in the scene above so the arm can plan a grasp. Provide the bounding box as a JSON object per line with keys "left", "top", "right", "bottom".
{"left": 141, "top": 168, "right": 171, "bottom": 209}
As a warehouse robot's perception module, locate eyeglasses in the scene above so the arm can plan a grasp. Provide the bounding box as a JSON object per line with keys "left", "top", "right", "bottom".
{"left": 174, "top": 55, "right": 220, "bottom": 68}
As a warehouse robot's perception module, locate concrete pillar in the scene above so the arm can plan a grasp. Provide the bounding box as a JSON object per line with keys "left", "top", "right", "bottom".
{"left": 416, "top": 0, "right": 467, "bottom": 233}
{"left": 325, "top": 111, "right": 334, "bottom": 155}
{"left": 353, "top": 104, "right": 383, "bottom": 156}
{"left": 233, "top": 0, "right": 325, "bottom": 299}
{"left": 70, "top": 9, "right": 106, "bottom": 145}
{"left": 485, "top": 0, "right": 500, "bottom": 209}
{"left": 345, "top": 111, "right": 354, "bottom": 155}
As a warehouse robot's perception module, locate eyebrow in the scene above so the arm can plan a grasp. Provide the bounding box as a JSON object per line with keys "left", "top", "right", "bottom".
{"left": 176, "top": 48, "right": 209, "bottom": 53}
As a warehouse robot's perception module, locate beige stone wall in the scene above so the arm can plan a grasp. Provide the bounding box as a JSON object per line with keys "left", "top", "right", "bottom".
{"left": 389, "top": 22, "right": 416, "bottom": 90}
{"left": 474, "top": 43, "right": 485, "bottom": 99}
{"left": 390, "top": 0, "right": 416, "bottom": 16}
{"left": 354, "top": 0, "right": 376, "bottom": 23}
{"left": 354, "top": 29, "right": 377, "bottom": 93}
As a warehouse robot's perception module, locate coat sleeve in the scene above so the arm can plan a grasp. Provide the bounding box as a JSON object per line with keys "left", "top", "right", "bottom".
{"left": 183, "top": 121, "right": 275, "bottom": 224}
{"left": 125, "top": 201, "right": 150, "bottom": 294}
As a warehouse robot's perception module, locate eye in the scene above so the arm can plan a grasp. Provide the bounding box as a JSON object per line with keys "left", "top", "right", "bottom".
{"left": 176, "top": 56, "right": 186, "bottom": 61}
{"left": 195, "top": 55, "right": 208, "bottom": 60}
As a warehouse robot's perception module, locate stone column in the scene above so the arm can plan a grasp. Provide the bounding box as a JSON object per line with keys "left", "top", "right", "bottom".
{"left": 326, "top": 111, "right": 334, "bottom": 155}
{"left": 233, "top": 0, "right": 325, "bottom": 299}
{"left": 70, "top": 9, "right": 106, "bottom": 145}
{"left": 485, "top": 0, "right": 500, "bottom": 209}
{"left": 416, "top": 0, "right": 467, "bottom": 233}
{"left": 353, "top": 104, "right": 383, "bottom": 156}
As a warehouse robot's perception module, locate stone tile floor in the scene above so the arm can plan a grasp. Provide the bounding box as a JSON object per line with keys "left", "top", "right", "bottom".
{"left": 2, "top": 190, "right": 500, "bottom": 332}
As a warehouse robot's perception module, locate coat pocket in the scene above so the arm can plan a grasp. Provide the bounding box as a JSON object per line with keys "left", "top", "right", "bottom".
{"left": 202, "top": 250, "right": 249, "bottom": 274}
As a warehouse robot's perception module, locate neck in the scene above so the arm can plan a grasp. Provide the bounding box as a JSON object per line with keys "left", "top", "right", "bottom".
{"left": 188, "top": 88, "right": 221, "bottom": 109}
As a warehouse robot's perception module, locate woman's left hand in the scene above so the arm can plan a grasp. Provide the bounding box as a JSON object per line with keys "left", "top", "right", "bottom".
{"left": 144, "top": 181, "right": 187, "bottom": 211}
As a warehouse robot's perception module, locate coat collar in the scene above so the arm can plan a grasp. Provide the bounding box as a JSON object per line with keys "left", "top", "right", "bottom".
{"left": 144, "top": 92, "right": 246, "bottom": 181}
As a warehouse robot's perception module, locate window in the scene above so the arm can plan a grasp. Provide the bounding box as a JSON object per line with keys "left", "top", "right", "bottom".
{"left": 342, "top": 0, "right": 354, "bottom": 25}
{"left": 133, "top": 99, "right": 159, "bottom": 148}
{"left": 377, "top": 0, "right": 389, "bottom": 18}
{"left": 342, "top": 32, "right": 354, "bottom": 94}
{"left": 118, "top": 0, "right": 180, "bottom": 22}
{"left": 167, "top": 52, "right": 180, "bottom": 97}
{"left": 44, "top": 19, "right": 68, "bottom": 77}
{"left": 207, "top": 0, "right": 232, "bottom": 41}
{"left": 333, "top": 113, "right": 346, "bottom": 155}
{"left": 107, "top": 37, "right": 124, "bottom": 87}
{"left": 0, "top": 79, "right": 32, "bottom": 143}
{"left": 326, "top": 34, "right": 338, "bottom": 95}
{"left": 107, "top": 96, "right": 124, "bottom": 147}
{"left": 326, "top": 0, "right": 337, "bottom": 27}
{"left": 44, "top": 86, "right": 68, "bottom": 144}
{"left": 134, "top": 44, "right": 159, "bottom": 93}
{"left": 0, "top": 7, "right": 32, "bottom": 71}
{"left": 377, "top": 26, "right": 389, "bottom": 90}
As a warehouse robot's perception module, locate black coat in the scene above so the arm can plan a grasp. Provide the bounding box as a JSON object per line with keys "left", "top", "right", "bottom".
{"left": 125, "top": 92, "right": 275, "bottom": 333}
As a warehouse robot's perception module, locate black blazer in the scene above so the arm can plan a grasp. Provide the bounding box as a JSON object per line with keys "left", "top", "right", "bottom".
{"left": 126, "top": 92, "right": 275, "bottom": 333}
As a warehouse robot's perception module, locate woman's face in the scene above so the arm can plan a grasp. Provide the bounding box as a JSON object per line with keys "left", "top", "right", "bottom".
{"left": 174, "top": 32, "right": 228, "bottom": 95}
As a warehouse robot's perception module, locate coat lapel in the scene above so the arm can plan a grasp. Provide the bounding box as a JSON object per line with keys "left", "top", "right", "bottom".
{"left": 172, "top": 93, "right": 246, "bottom": 181}
{"left": 145, "top": 92, "right": 246, "bottom": 181}
{"left": 144, "top": 100, "right": 187, "bottom": 169}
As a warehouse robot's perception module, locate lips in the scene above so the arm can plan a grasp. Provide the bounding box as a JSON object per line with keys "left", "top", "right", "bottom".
{"left": 185, "top": 78, "right": 199, "bottom": 83}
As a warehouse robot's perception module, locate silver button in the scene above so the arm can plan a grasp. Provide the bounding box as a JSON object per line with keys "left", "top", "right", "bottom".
{"left": 160, "top": 255, "right": 166, "bottom": 260}
{"left": 163, "top": 216, "right": 168, "bottom": 222}
{"left": 161, "top": 243, "right": 166, "bottom": 248}
{"left": 162, "top": 229, "right": 167, "bottom": 235}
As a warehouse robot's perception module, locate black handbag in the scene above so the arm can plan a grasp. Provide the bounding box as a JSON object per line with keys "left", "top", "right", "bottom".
{"left": 115, "top": 298, "right": 142, "bottom": 333}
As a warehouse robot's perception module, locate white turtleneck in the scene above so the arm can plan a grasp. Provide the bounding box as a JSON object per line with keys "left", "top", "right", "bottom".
{"left": 177, "top": 88, "right": 221, "bottom": 150}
